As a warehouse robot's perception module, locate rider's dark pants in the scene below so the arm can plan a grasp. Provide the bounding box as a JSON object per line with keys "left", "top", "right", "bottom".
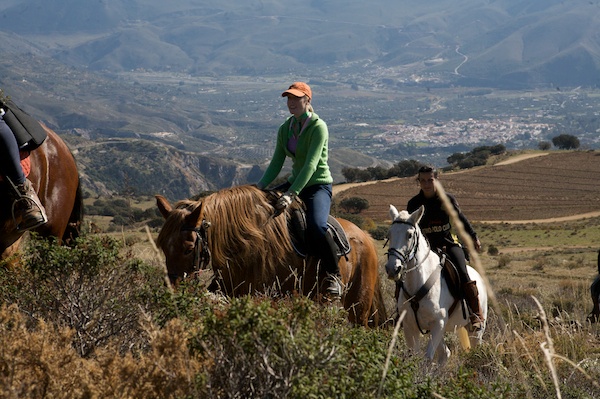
{"left": 0, "top": 116, "right": 25, "bottom": 185}
{"left": 444, "top": 244, "right": 470, "bottom": 284}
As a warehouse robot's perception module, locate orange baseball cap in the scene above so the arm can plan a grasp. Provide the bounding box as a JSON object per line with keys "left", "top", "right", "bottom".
{"left": 282, "top": 82, "right": 312, "bottom": 100}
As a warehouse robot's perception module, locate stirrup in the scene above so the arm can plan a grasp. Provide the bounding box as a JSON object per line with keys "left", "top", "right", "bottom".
{"left": 323, "top": 273, "right": 343, "bottom": 299}
{"left": 469, "top": 314, "right": 484, "bottom": 331}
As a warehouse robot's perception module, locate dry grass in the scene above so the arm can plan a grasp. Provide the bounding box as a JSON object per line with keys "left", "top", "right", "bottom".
{"left": 1, "top": 151, "right": 600, "bottom": 397}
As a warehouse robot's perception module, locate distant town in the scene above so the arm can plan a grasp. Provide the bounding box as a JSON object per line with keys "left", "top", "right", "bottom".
{"left": 373, "top": 118, "right": 552, "bottom": 148}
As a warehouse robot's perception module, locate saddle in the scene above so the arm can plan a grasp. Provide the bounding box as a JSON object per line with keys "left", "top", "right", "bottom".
{"left": 1, "top": 99, "right": 47, "bottom": 151}
{"left": 436, "top": 249, "right": 462, "bottom": 300}
{"left": 288, "top": 205, "right": 351, "bottom": 259}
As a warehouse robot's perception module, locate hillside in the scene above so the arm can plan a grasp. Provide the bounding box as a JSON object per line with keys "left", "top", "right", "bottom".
{"left": 336, "top": 150, "right": 600, "bottom": 223}
{"left": 2, "top": 0, "right": 600, "bottom": 89}
{"left": 2, "top": 1, "right": 600, "bottom": 197}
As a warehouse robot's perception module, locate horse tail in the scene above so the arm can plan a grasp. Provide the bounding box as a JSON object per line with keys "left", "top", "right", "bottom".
{"left": 63, "top": 179, "right": 83, "bottom": 244}
{"left": 369, "top": 276, "right": 388, "bottom": 327}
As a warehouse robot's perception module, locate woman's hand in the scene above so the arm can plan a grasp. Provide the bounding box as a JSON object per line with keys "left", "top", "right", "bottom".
{"left": 275, "top": 191, "right": 294, "bottom": 210}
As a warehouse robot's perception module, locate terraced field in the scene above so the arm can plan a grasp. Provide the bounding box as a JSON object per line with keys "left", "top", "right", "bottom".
{"left": 335, "top": 150, "right": 600, "bottom": 223}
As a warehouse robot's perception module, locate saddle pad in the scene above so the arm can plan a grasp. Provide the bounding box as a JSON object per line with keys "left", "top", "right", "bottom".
{"left": 0, "top": 151, "right": 30, "bottom": 182}
{"left": 288, "top": 212, "right": 352, "bottom": 258}
{"left": 327, "top": 215, "right": 351, "bottom": 257}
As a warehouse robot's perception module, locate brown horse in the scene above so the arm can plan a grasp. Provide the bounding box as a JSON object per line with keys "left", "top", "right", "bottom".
{"left": 155, "top": 185, "right": 387, "bottom": 327}
{"left": 0, "top": 124, "right": 82, "bottom": 262}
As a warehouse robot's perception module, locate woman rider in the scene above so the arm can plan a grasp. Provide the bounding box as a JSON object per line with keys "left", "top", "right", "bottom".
{"left": 407, "top": 165, "right": 485, "bottom": 330}
{"left": 256, "top": 82, "right": 341, "bottom": 299}
{"left": 0, "top": 104, "right": 47, "bottom": 231}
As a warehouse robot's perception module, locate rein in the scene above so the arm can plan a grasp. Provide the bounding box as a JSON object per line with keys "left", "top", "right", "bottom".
{"left": 180, "top": 219, "right": 212, "bottom": 275}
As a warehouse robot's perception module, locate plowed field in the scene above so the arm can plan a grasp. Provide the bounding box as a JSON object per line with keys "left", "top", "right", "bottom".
{"left": 335, "top": 151, "right": 600, "bottom": 223}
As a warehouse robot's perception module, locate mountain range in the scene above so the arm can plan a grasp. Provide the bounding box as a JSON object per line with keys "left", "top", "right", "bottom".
{"left": 1, "top": 0, "right": 600, "bottom": 199}
{"left": 4, "top": 0, "right": 600, "bottom": 88}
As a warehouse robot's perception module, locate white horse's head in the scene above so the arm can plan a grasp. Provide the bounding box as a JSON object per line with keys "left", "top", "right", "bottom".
{"left": 385, "top": 204, "right": 425, "bottom": 280}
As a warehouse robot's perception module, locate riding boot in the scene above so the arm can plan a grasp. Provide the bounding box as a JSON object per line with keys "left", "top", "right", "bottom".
{"left": 321, "top": 231, "right": 342, "bottom": 299}
{"left": 12, "top": 178, "right": 47, "bottom": 231}
{"left": 463, "top": 280, "right": 485, "bottom": 331}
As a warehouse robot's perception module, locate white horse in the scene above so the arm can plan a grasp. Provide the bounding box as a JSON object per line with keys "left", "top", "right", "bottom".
{"left": 385, "top": 205, "right": 488, "bottom": 363}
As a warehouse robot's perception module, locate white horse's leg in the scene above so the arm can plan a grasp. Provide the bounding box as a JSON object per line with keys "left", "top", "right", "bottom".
{"left": 425, "top": 321, "right": 446, "bottom": 361}
{"left": 403, "top": 326, "right": 421, "bottom": 356}
{"left": 435, "top": 341, "right": 451, "bottom": 364}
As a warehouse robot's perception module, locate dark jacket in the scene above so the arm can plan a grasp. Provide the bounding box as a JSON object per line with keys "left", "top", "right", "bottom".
{"left": 407, "top": 190, "right": 478, "bottom": 250}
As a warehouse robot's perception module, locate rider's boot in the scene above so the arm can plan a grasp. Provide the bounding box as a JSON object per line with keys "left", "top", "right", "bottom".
{"left": 321, "top": 231, "right": 343, "bottom": 300}
{"left": 463, "top": 280, "right": 485, "bottom": 331}
{"left": 12, "top": 178, "right": 47, "bottom": 231}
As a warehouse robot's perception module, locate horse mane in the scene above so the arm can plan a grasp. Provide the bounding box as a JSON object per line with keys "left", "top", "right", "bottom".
{"left": 200, "top": 185, "right": 296, "bottom": 288}
{"left": 156, "top": 199, "right": 200, "bottom": 251}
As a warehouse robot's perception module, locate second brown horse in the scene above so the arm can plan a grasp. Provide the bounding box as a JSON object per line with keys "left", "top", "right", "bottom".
{"left": 156, "top": 185, "right": 387, "bottom": 327}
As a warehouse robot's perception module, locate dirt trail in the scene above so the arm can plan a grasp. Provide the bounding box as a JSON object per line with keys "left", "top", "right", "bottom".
{"left": 493, "top": 152, "right": 548, "bottom": 166}
{"left": 479, "top": 211, "right": 600, "bottom": 224}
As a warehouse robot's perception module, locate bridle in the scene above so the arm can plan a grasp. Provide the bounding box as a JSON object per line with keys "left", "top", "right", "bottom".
{"left": 386, "top": 218, "right": 444, "bottom": 335}
{"left": 386, "top": 219, "right": 429, "bottom": 278}
{"left": 177, "top": 219, "right": 211, "bottom": 280}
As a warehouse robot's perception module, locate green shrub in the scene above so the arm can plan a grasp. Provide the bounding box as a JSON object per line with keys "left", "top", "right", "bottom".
{"left": 487, "top": 245, "right": 499, "bottom": 256}
{"left": 0, "top": 233, "right": 173, "bottom": 357}
{"left": 370, "top": 225, "right": 389, "bottom": 241}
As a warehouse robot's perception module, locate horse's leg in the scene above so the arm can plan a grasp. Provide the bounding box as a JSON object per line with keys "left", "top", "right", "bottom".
{"left": 434, "top": 340, "right": 451, "bottom": 364}
{"left": 341, "top": 247, "right": 376, "bottom": 326}
{"left": 402, "top": 318, "right": 421, "bottom": 356}
{"left": 425, "top": 321, "right": 447, "bottom": 361}
{"left": 343, "top": 266, "right": 373, "bottom": 326}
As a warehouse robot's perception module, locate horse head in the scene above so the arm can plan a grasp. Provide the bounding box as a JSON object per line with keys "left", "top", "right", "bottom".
{"left": 156, "top": 195, "right": 209, "bottom": 285}
{"left": 385, "top": 204, "right": 426, "bottom": 281}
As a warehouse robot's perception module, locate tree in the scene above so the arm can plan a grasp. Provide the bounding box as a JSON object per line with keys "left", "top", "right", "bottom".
{"left": 339, "top": 197, "right": 370, "bottom": 214}
{"left": 447, "top": 152, "right": 466, "bottom": 166}
{"left": 390, "top": 159, "right": 422, "bottom": 178}
{"left": 341, "top": 167, "right": 360, "bottom": 182}
{"left": 552, "top": 134, "right": 580, "bottom": 149}
{"left": 538, "top": 141, "right": 551, "bottom": 150}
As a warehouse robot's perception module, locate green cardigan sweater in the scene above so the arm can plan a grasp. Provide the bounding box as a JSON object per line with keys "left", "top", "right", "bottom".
{"left": 258, "top": 112, "right": 333, "bottom": 196}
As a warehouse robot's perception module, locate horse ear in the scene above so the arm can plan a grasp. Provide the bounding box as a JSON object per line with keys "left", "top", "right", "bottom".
{"left": 411, "top": 205, "right": 425, "bottom": 224}
{"left": 389, "top": 204, "right": 399, "bottom": 221}
{"left": 155, "top": 195, "right": 173, "bottom": 219}
{"left": 186, "top": 201, "right": 204, "bottom": 227}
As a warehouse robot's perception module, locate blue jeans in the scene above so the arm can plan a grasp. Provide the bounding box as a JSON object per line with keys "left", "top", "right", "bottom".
{"left": 298, "top": 183, "right": 332, "bottom": 257}
{"left": 0, "top": 116, "right": 25, "bottom": 184}
{"left": 275, "top": 182, "right": 333, "bottom": 262}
